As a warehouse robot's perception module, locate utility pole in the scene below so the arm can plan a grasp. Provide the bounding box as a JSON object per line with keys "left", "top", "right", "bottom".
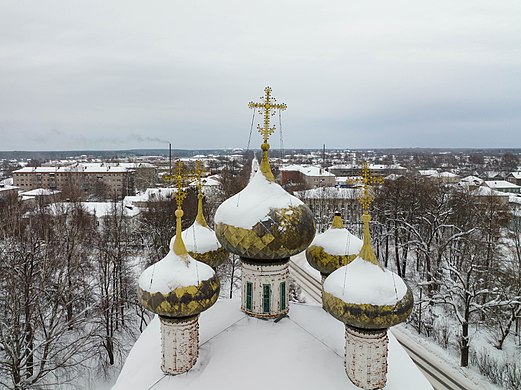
{"left": 169, "top": 143, "right": 172, "bottom": 176}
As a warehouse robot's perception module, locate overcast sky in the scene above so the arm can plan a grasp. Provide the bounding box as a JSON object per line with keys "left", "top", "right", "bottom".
{"left": 0, "top": 1, "right": 520, "bottom": 151}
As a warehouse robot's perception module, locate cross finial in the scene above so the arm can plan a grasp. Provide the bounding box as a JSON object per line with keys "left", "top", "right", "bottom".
{"left": 350, "top": 161, "right": 384, "bottom": 214}
{"left": 194, "top": 160, "right": 205, "bottom": 194}
{"left": 194, "top": 160, "right": 208, "bottom": 227}
{"left": 170, "top": 160, "right": 189, "bottom": 256}
{"left": 248, "top": 86, "right": 287, "bottom": 144}
{"left": 174, "top": 160, "right": 188, "bottom": 209}
{"left": 351, "top": 162, "right": 384, "bottom": 266}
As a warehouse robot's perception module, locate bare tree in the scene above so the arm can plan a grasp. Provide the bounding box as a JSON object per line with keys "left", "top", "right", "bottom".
{"left": 0, "top": 199, "right": 96, "bottom": 389}
{"left": 92, "top": 200, "right": 137, "bottom": 368}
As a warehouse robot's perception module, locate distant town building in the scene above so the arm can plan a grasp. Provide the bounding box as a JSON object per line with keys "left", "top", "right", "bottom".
{"left": 12, "top": 162, "right": 156, "bottom": 198}
{"left": 484, "top": 180, "right": 521, "bottom": 194}
{"left": 329, "top": 164, "right": 406, "bottom": 177}
{"left": 0, "top": 185, "right": 18, "bottom": 202}
{"left": 470, "top": 185, "right": 510, "bottom": 206}
{"left": 279, "top": 164, "right": 336, "bottom": 189}
{"left": 506, "top": 172, "right": 521, "bottom": 186}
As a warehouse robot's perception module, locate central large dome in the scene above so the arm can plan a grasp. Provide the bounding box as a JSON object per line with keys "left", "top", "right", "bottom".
{"left": 214, "top": 145, "right": 315, "bottom": 260}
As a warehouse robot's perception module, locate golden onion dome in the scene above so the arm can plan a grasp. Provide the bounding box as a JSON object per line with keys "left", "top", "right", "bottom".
{"left": 170, "top": 192, "right": 229, "bottom": 268}
{"left": 322, "top": 213, "right": 413, "bottom": 329}
{"left": 306, "top": 212, "right": 363, "bottom": 276}
{"left": 214, "top": 142, "right": 315, "bottom": 260}
{"left": 138, "top": 209, "right": 220, "bottom": 318}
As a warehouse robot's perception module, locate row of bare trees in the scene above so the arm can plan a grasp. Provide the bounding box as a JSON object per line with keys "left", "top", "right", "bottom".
{"left": 368, "top": 176, "right": 520, "bottom": 387}
{"left": 295, "top": 174, "right": 520, "bottom": 387}
{"left": 0, "top": 195, "right": 139, "bottom": 389}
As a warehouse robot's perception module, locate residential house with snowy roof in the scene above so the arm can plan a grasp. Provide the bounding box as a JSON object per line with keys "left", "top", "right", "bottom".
{"left": 329, "top": 163, "right": 407, "bottom": 177}
{"left": 484, "top": 180, "right": 521, "bottom": 194}
{"left": 506, "top": 171, "right": 521, "bottom": 186}
{"left": 279, "top": 164, "right": 336, "bottom": 189}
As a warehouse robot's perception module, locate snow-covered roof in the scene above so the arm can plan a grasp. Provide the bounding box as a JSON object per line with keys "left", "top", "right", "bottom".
{"left": 296, "top": 187, "right": 362, "bottom": 200}
{"left": 189, "top": 176, "right": 221, "bottom": 187}
{"left": 460, "top": 175, "right": 483, "bottom": 185}
{"left": 418, "top": 169, "right": 438, "bottom": 176}
{"left": 510, "top": 172, "right": 521, "bottom": 179}
{"left": 438, "top": 171, "right": 459, "bottom": 178}
{"left": 385, "top": 173, "right": 403, "bottom": 181}
{"left": 20, "top": 188, "right": 60, "bottom": 196}
{"left": 329, "top": 164, "right": 406, "bottom": 171}
{"left": 0, "top": 185, "right": 18, "bottom": 193}
{"left": 485, "top": 180, "right": 521, "bottom": 189}
{"left": 280, "top": 164, "right": 335, "bottom": 177}
{"left": 14, "top": 164, "right": 130, "bottom": 174}
{"left": 113, "top": 300, "right": 431, "bottom": 390}
{"left": 471, "top": 186, "right": 509, "bottom": 197}
{"left": 85, "top": 201, "right": 140, "bottom": 218}
{"left": 144, "top": 187, "right": 176, "bottom": 200}
{"left": 509, "top": 194, "right": 521, "bottom": 204}
{"left": 0, "top": 177, "right": 14, "bottom": 186}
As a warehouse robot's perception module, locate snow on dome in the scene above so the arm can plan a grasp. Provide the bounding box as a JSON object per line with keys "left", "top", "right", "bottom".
{"left": 322, "top": 255, "right": 413, "bottom": 329}
{"left": 170, "top": 220, "right": 229, "bottom": 268}
{"left": 311, "top": 226, "right": 362, "bottom": 257}
{"left": 306, "top": 214, "right": 363, "bottom": 276}
{"left": 214, "top": 168, "right": 315, "bottom": 260}
{"left": 138, "top": 249, "right": 220, "bottom": 318}
{"left": 215, "top": 169, "right": 303, "bottom": 230}
{"left": 138, "top": 251, "right": 215, "bottom": 295}
{"left": 170, "top": 221, "right": 222, "bottom": 255}
{"left": 324, "top": 257, "right": 407, "bottom": 306}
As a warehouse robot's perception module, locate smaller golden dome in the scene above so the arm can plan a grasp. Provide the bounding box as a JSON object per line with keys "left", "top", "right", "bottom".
{"left": 322, "top": 213, "right": 413, "bottom": 329}
{"left": 170, "top": 192, "right": 229, "bottom": 268}
{"left": 137, "top": 251, "right": 220, "bottom": 318}
{"left": 306, "top": 212, "right": 362, "bottom": 275}
{"left": 138, "top": 176, "right": 220, "bottom": 318}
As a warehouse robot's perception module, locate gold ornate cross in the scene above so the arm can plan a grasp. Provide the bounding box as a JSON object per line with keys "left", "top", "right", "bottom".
{"left": 174, "top": 160, "right": 189, "bottom": 209}
{"left": 248, "top": 86, "right": 287, "bottom": 143}
{"left": 350, "top": 161, "right": 384, "bottom": 213}
{"left": 162, "top": 160, "right": 193, "bottom": 209}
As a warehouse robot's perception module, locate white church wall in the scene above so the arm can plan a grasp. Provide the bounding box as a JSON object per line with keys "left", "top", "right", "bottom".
{"left": 241, "top": 260, "right": 289, "bottom": 318}
{"left": 160, "top": 315, "right": 200, "bottom": 374}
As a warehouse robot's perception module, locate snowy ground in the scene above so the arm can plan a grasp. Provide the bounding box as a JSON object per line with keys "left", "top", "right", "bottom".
{"left": 395, "top": 325, "right": 504, "bottom": 390}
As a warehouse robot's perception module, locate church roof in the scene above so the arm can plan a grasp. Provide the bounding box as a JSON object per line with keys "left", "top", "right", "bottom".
{"left": 112, "top": 299, "right": 432, "bottom": 390}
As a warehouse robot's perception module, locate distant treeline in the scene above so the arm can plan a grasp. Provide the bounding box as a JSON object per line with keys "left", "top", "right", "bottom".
{"left": 0, "top": 148, "right": 519, "bottom": 161}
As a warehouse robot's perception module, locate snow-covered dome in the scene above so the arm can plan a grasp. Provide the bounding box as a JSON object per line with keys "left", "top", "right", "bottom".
{"left": 323, "top": 213, "right": 413, "bottom": 329}
{"left": 306, "top": 212, "right": 363, "bottom": 276}
{"left": 170, "top": 192, "right": 228, "bottom": 268}
{"left": 214, "top": 142, "right": 315, "bottom": 260}
{"left": 138, "top": 209, "right": 220, "bottom": 318}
